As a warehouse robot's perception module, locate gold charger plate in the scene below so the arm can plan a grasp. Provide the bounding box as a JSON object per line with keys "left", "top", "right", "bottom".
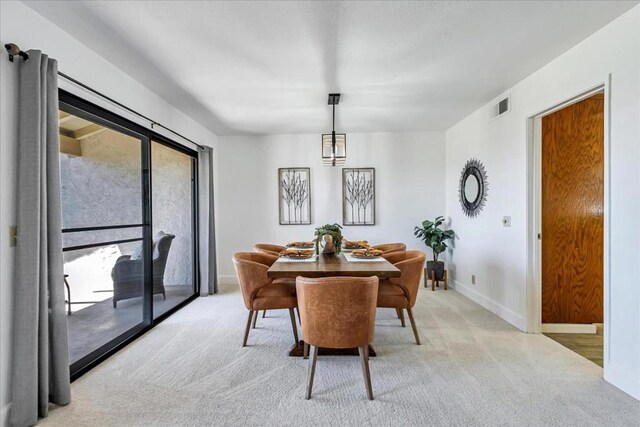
{"left": 286, "top": 241, "right": 314, "bottom": 249}
{"left": 280, "top": 249, "right": 315, "bottom": 259}
{"left": 350, "top": 249, "right": 383, "bottom": 259}
{"left": 351, "top": 253, "right": 382, "bottom": 259}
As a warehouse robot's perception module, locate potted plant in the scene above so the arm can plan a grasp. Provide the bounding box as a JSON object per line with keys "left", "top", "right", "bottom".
{"left": 314, "top": 223, "right": 343, "bottom": 255}
{"left": 414, "top": 216, "right": 454, "bottom": 281}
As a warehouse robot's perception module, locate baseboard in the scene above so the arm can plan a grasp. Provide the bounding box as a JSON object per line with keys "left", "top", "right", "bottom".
{"left": 452, "top": 280, "right": 526, "bottom": 331}
{"left": 218, "top": 275, "right": 238, "bottom": 286}
{"left": 541, "top": 323, "right": 597, "bottom": 334}
{"left": 1, "top": 402, "right": 10, "bottom": 427}
{"left": 604, "top": 364, "right": 640, "bottom": 401}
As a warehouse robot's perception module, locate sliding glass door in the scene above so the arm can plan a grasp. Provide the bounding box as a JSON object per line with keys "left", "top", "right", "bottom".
{"left": 59, "top": 91, "right": 199, "bottom": 378}
{"left": 59, "top": 107, "right": 149, "bottom": 369}
{"left": 151, "top": 141, "right": 197, "bottom": 318}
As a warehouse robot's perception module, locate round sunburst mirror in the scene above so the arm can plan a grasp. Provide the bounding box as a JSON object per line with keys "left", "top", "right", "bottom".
{"left": 459, "top": 158, "right": 488, "bottom": 218}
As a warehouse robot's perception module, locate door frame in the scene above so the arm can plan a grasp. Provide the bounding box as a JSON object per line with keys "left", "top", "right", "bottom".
{"left": 526, "top": 78, "right": 610, "bottom": 354}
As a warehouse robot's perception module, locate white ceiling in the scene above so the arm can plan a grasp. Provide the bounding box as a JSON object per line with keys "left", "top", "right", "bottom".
{"left": 25, "top": 1, "right": 637, "bottom": 135}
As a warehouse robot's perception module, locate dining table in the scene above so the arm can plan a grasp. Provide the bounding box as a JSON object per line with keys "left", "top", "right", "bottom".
{"left": 267, "top": 251, "right": 401, "bottom": 357}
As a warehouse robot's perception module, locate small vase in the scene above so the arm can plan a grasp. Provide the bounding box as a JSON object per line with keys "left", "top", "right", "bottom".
{"left": 319, "top": 234, "right": 335, "bottom": 254}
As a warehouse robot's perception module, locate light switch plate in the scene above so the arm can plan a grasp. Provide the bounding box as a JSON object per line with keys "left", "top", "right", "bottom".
{"left": 9, "top": 225, "right": 17, "bottom": 247}
{"left": 502, "top": 216, "right": 511, "bottom": 227}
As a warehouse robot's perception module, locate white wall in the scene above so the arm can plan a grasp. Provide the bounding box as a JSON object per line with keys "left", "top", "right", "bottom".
{"left": 0, "top": 2, "right": 218, "bottom": 425}
{"left": 445, "top": 6, "right": 640, "bottom": 399}
{"left": 217, "top": 132, "right": 445, "bottom": 280}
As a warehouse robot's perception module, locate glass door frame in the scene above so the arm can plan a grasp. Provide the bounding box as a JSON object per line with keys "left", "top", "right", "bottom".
{"left": 59, "top": 90, "right": 200, "bottom": 380}
{"left": 149, "top": 137, "right": 200, "bottom": 320}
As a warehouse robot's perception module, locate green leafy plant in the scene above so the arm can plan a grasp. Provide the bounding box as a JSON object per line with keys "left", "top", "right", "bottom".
{"left": 314, "top": 223, "right": 343, "bottom": 254}
{"left": 414, "top": 216, "right": 454, "bottom": 262}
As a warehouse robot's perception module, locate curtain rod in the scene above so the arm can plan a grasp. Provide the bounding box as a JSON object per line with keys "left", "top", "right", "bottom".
{"left": 5, "top": 43, "right": 207, "bottom": 151}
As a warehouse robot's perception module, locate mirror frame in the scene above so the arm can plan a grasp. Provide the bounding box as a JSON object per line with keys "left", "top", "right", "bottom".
{"left": 458, "top": 158, "right": 488, "bottom": 218}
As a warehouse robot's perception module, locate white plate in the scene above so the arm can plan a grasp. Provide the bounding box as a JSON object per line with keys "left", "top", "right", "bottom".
{"left": 276, "top": 255, "right": 318, "bottom": 263}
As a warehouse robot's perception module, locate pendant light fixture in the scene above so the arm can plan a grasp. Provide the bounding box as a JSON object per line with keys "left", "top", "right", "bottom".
{"left": 322, "top": 93, "right": 346, "bottom": 166}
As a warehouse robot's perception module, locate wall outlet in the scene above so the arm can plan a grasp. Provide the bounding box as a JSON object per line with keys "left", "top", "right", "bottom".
{"left": 502, "top": 216, "right": 511, "bottom": 227}
{"left": 9, "top": 225, "right": 17, "bottom": 247}
{"left": 471, "top": 274, "right": 476, "bottom": 285}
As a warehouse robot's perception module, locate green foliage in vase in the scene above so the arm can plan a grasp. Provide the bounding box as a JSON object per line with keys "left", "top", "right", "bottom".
{"left": 314, "top": 223, "right": 344, "bottom": 254}
{"left": 414, "top": 216, "right": 454, "bottom": 262}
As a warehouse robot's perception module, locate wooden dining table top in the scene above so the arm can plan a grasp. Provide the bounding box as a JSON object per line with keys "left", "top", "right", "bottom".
{"left": 267, "top": 252, "right": 401, "bottom": 279}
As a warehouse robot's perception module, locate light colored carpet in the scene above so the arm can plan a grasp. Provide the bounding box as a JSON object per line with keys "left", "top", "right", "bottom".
{"left": 41, "top": 284, "right": 639, "bottom": 426}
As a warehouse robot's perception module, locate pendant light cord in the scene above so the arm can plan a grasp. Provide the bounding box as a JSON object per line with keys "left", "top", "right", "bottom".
{"left": 331, "top": 103, "right": 337, "bottom": 166}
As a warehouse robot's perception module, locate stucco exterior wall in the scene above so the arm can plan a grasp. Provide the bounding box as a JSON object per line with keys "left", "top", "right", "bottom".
{"left": 60, "top": 129, "right": 193, "bottom": 287}
{"left": 152, "top": 141, "right": 193, "bottom": 286}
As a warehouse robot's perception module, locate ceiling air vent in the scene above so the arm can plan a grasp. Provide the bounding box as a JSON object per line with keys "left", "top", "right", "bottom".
{"left": 492, "top": 94, "right": 511, "bottom": 120}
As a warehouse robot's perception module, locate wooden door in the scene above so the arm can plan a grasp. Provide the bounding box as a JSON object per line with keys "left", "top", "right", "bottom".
{"left": 541, "top": 93, "right": 604, "bottom": 324}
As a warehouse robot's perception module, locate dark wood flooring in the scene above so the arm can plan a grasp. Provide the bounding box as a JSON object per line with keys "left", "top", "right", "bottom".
{"left": 544, "top": 324, "right": 603, "bottom": 367}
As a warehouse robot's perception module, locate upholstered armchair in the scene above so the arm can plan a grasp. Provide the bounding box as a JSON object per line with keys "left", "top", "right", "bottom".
{"left": 111, "top": 233, "right": 175, "bottom": 308}
{"left": 297, "top": 276, "right": 379, "bottom": 400}
{"left": 377, "top": 250, "right": 426, "bottom": 344}
{"left": 251, "top": 245, "right": 296, "bottom": 321}
{"left": 372, "top": 242, "right": 406, "bottom": 254}
{"left": 253, "top": 243, "right": 285, "bottom": 257}
{"left": 233, "top": 252, "right": 298, "bottom": 347}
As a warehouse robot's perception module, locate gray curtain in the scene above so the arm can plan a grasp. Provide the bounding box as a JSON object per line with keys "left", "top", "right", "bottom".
{"left": 10, "top": 51, "right": 71, "bottom": 427}
{"left": 198, "top": 146, "right": 218, "bottom": 295}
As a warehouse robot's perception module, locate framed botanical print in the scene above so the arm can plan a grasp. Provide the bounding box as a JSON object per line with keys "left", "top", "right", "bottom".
{"left": 342, "top": 168, "right": 375, "bottom": 226}
{"left": 278, "top": 167, "right": 311, "bottom": 225}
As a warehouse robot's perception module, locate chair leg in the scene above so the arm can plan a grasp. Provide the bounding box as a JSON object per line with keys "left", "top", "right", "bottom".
{"left": 306, "top": 345, "right": 319, "bottom": 399}
{"left": 398, "top": 308, "right": 406, "bottom": 327}
{"left": 64, "top": 277, "right": 72, "bottom": 315}
{"left": 358, "top": 346, "right": 374, "bottom": 400}
{"left": 289, "top": 308, "right": 299, "bottom": 344}
{"left": 406, "top": 307, "right": 421, "bottom": 345}
{"left": 303, "top": 342, "right": 309, "bottom": 359}
{"left": 252, "top": 309, "right": 258, "bottom": 329}
{"left": 242, "top": 310, "right": 254, "bottom": 347}
{"left": 262, "top": 310, "right": 267, "bottom": 318}
{"left": 296, "top": 307, "right": 301, "bottom": 324}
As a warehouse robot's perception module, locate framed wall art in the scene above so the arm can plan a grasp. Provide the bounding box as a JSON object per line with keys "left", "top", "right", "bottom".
{"left": 278, "top": 167, "right": 311, "bottom": 225}
{"left": 342, "top": 168, "right": 375, "bottom": 226}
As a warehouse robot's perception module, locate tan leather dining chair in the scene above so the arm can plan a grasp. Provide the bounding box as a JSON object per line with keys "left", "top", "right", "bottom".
{"left": 233, "top": 252, "right": 298, "bottom": 347}
{"left": 372, "top": 242, "right": 406, "bottom": 254}
{"left": 296, "top": 276, "right": 379, "bottom": 400}
{"left": 253, "top": 243, "right": 285, "bottom": 257}
{"left": 377, "top": 250, "right": 426, "bottom": 345}
{"left": 252, "top": 244, "right": 296, "bottom": 321}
